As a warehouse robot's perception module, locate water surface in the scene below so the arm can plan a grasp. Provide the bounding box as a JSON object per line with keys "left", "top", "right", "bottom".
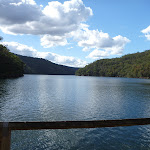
{"left": 0, "top": 75, "right": 150, "bottom": 149}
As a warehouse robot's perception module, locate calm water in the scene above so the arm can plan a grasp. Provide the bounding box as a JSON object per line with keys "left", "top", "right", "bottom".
{"left": 1, "top": 75, "right": 150, "bottom": 150}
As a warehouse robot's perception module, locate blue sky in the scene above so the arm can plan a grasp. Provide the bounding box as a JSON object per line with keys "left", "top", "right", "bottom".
{"left": 0, "top": 0, "right": 150, "bottom": 67}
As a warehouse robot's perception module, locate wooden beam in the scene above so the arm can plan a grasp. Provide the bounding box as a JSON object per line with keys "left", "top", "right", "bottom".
{"left": 0, "top": 118, "right": 150, "bottom": 150}
{"left": 0, "top": 118, "right": 150, "bottom": 131}
{"left": 0, "top": 122, "right": 11, "bottom": 150}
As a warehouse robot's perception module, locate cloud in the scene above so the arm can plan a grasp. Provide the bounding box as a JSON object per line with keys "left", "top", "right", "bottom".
{"left": 40, "top": 35, "right": 68, "bottom": 48}
{"left": 0, "top": 0, "right": 42, "bottom": 25}
{"left": 41, "top": 52, "right": 87, "bottom": 67}
{"left": 71, "top": 26, "right": 130, "bottom": 59}
{"left": 1, "top": 41, "right": 37, "bottom": 56}
{"left": 141, "top": 25, "right": 150, "bottom": 40}
{"left": 1, "top": 41, "right": 87, "bottom": 67}
{"left": 73, "top": 28, "right": 130, "bottom": 53}
{"left": 0, "top": 0, "right": 92, "bottom": 47}
{"left": 67, "top": 47, "right": 73, "bottom": 49}
{"left": 86, "top": 49, "right": 109, "bottom": 59}
{"left": 0, "top": 0, "right": 130, "bottom": 61}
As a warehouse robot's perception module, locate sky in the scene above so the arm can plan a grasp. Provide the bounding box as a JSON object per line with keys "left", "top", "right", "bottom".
{"left": 0, "top": 0, "right": 150, "bottom": 67}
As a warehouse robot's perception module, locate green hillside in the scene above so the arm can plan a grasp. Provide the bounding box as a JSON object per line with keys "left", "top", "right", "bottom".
{"left": 17, "top": 55, "right": 79, "bottom": 75}
{"left": 76, "top": 50, "right": 150, "bottom": 78}
{"left": 0, "top": 44, "right": 24, "bottom": 78}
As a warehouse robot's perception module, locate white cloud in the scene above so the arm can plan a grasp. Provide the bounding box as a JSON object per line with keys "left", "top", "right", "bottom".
{"left": 40, "top": 35, "right": 68, "bottom": 48}
{"left": 67, "top": 47, "right": 73, "bottom": 49}
{"left": 73, "top": 28, "right": 130, "bottom": 52}
{"left": 41, "top": 52, "right": 87, "bottom": 67}
{"left": 141, "top": 25, "right": 150, "bottom": 40}
{"left": 141, "top": 26, "right": 150, "bottom": 34}
{"left": 71, "top": 26, "right": 130, "bottom": 59}
{"left": 86, "top": 49, "right": 109, "bottom": 59}
{"left": 0, "top": 0, "right": 42, "bottom": 25}
{"left": 1, "top": 41, "right": 87, "bottom": 67}
{"left": 0, "top": 0, "right": 92, "bottom": 46}
{"left": 1, "top": 41, "right": 37, "bottom": 56}
{"left": 0, "top": 0, "right": 130, "bottom": 61}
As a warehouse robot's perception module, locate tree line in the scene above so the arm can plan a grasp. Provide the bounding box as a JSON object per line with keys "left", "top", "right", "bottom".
{"left": 0, "top": 44, "right": 24, "bottom": 78}
{"left": 0, "top": 35, "right": 78, "bottom": 78}
{"left": 76, "top": 50, "right": 150, "bottom": 78}
{"left": 17, "top": 54, "right": 79, "bottom": 75}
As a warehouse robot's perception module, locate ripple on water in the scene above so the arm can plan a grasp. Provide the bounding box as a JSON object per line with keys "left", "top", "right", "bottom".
{"left": 1, "top": 75, "right": 150, "bottom": 149}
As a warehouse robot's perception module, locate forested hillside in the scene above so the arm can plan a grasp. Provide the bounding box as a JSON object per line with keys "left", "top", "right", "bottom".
{"left": 76, "top": 50, "right": 150, "bottom": 78}
{"left": 0, "top": 44, "right": 24, "bottom": 78}
{"left": 17, "top": 55, "right": 79, "bottom": 75}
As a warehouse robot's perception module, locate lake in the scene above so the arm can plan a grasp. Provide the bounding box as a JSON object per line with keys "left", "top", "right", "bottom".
{"left": 0, "top": 75, "right": 150, "bottom": 150}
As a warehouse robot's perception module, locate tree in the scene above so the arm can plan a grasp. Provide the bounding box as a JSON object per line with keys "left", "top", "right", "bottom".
{"left": 0, "top": 43, "right": 24, "bottom": 78}
{"left": 76, "top": 50, "right": 150, "bottom": 79}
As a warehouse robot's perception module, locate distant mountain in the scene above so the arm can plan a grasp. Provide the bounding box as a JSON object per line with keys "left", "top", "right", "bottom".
{"left": 0, "top": 45, "right": 24, "bottom": 78}
{"left": 17, "top": 54, "right": 79, "bottom": 75}
{"left": 76, "top": 50, "right": 150, "bottom": 78}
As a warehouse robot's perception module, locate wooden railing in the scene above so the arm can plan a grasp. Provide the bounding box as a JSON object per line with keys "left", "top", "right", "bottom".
{"left": 1, "top": 118, "right": 150, "bottom": 150}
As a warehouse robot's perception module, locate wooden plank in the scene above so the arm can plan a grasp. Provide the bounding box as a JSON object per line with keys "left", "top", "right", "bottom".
{"left": 0, "top": 118, "right": 150, "bottom": 131}
{"left": 0, "top": 122, "right": 11, "bottom": 150}
{"left": 0, "top": 118, "right": 150, "bottom": 150}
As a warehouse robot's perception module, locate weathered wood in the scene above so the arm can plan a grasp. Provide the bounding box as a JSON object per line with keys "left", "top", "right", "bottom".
{"left": 0, "top": 118, "right": 150, "bottom": 150}
{"left": 0, "top": 118, "right": 150, "bottom": 131}
{"left": 0, "top": 122, "right": 11, "bottom": 150}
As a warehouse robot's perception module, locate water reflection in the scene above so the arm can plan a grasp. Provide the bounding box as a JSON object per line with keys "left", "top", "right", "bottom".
{"left": 1, "top": 75, "right": 150, "bottom": 149}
